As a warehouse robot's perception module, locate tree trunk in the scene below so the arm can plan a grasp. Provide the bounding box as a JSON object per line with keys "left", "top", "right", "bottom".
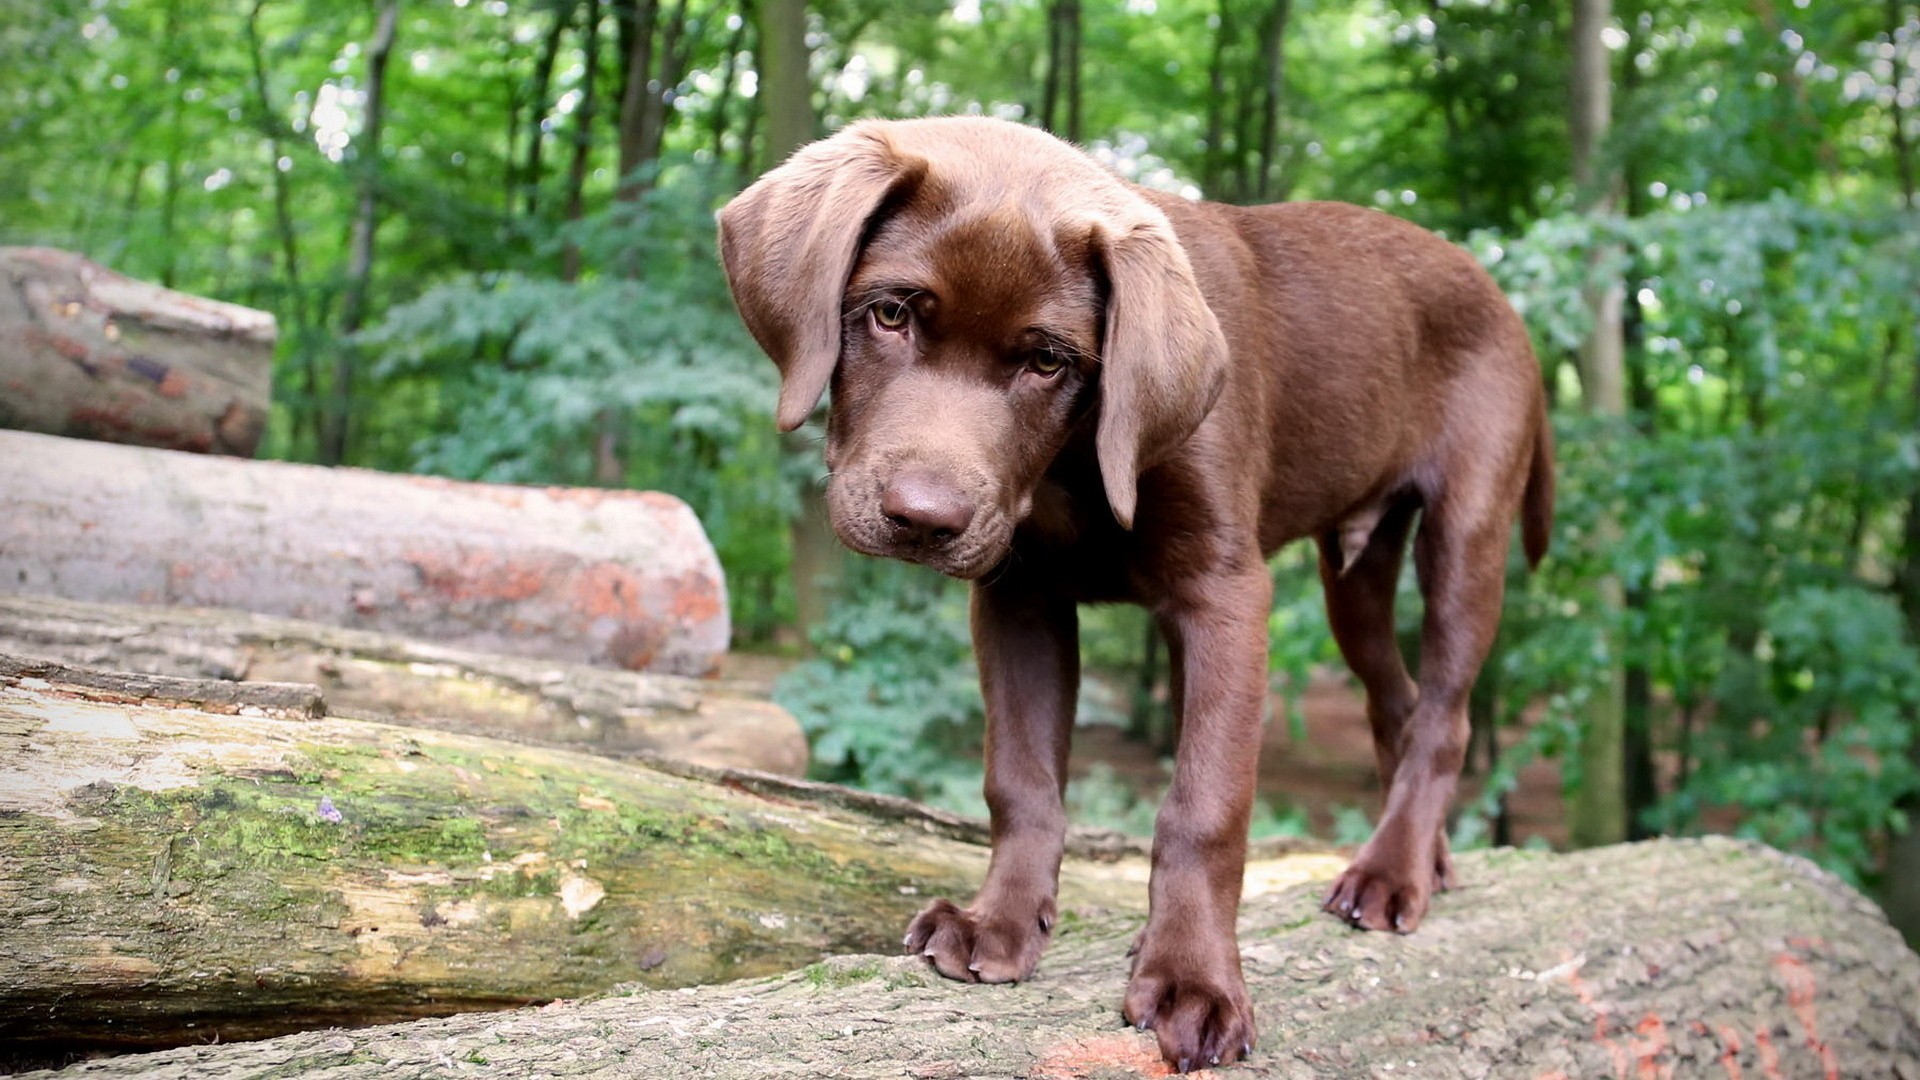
{"left": 1567, "top": 0, "right": 1629, "bottom": 850}
{"left": 0, "top": 594, "right": 802, "bottom": 774}
{"left": 1253, "top": 0, "right": 1290, "bottom": 201}
{"left": 613, "top": 0, "right": 660, "bottom": 199}
{"left": 318, "top": 0, "right": 399, "bottom": 466}
{"left": 561, "top": 0, "right": 603, "bottom": 281}
{"left": 0, "top": 247, "right": 274, "bottom": 456}
{"left": 0, "top": 430, "right": 730, "bottom": 676}
{"left": 1202, "top": 0, "right": 1231, "bottom": 197}
{"left": 241, "top": 0, "right": 320, "bottom": 453}
{"left": 1039, "top": 0, "right": 1082, "bottom": 143}
{"left": 518, "top": 0, "right": 573, "bottom": 219}
{"left": 751, "top": 0, "right": 840, "bottom": 651}
{"left": 753, "top": 0, "right": 811, "bottom": 173}
{"left": 12, "top": 824, "right": 1916, "bottom": 1077}
{"left": 0, "top": 654, "right": 1294, "bottom": 1062}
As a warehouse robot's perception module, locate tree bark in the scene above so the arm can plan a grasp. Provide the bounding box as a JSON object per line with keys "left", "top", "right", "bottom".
{"left": 12, "top": 829, "right": 1916, "bottom": 1078}
{"left": 1567, "top": 0, "right": 1629, "bottom": 849}
{"left": 0, "top": 247, "right": 275, "bottom": 456}
{"left": 0, "top": 594, "right": 803, "bottom": 774}
{"left": 318, "top": 0, "right": 399, "bottom": 466}
{"left": 0, "top": 430, "right": 730, "bottom": 676}
{"left": 0, "top": 657, "right": 1299, "bottom": 1060}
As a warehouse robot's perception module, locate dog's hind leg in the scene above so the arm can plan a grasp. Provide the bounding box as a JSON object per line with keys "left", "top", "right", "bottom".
{"left": 1315, "top": 499, "right": 1420, "bottom": 797}
{"left": 1320, "top": 469, "right": 1518, "bottom": 933}
{"left": 1313, "top": 499, "right": 1461, "bottom": 909}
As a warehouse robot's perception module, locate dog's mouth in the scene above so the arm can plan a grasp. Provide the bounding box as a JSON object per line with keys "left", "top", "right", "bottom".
{"left": 826, "top": 474, "right": 1014, "bottom": 581}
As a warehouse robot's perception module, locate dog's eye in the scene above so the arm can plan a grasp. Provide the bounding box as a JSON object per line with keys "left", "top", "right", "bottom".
{"left": 1028, "top": 351, "right": 1067, "bottom": 378}
{"left": 872, "top": 300, "right": 910, "bottom": 331}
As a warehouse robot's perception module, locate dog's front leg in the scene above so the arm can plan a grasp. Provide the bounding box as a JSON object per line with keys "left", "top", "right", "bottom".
{"left": 1126, "top": 563, "right": 1269, "bottom": 1072}
{"left": 906, "top": 574, "right": 1077, "bottom": 983}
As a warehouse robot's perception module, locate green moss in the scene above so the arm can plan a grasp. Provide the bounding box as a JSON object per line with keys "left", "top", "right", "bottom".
{"left": 803, "top": 960, "right": 884, "bottom": 988}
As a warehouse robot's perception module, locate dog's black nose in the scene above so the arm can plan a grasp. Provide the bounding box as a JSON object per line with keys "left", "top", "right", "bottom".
{"left": 880, "top": 471, "right": 975, "bottom": 545}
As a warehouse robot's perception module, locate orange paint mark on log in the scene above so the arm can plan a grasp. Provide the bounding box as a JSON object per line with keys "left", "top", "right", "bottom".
{"left": 407, "top": 549, "right": 551, "bottom": 604}
{"left": 1772, "top": 951, "right": 1840, "bottom": 1080}
{"left": 1563, "top": 960, "right": 1630, "bottom": 1080}
{"left": 1754, "top": 1028, "right": 1782, "bottom": 1080}
{"left": 572, "top": 563, "right": 649, "bottom": 621}
{"left": 1033, "top": 1034, "right": 1176, "bottom": 1079}
{"left": 667, "top": 569, "right": 725, "bottom": 626}
{"left": 1631, "top": 1014, "right": 1673, "bottom": 1080}
{"left": 1535, "top": 1072, "right": 1572, "bottom": 1080}
{"left": 1706, "top": 1023, "right": 1743, "bottom": 1080}
{"left": 156, "top": 367, "right": 191, "bottom": 399}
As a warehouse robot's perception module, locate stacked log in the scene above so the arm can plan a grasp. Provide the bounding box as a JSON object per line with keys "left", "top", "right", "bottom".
{"left": 0, "top": 430, "right": 730, "bottom": 676}
{"left": 0, "top": 247, "right": 274, "bottom": 457}
{"left": 0, "top": 594, "right": 804, "bottom": 775}
{"left": 0, "top": 655, "right": 1245, "bottom": 1059}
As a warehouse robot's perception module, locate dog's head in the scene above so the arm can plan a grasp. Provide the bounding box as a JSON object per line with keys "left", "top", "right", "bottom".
{"left": 718, "top": 117, "right": 1227, "bottom": 579}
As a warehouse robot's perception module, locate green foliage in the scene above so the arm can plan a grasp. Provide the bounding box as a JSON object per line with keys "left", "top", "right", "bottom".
{"left": 775, "top": 563, "right": 988, "bottom": 813}
{"left": 3, "top": 0, "right": 1917, "bottom": 885}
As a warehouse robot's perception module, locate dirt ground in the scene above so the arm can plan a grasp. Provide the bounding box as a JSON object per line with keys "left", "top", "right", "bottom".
{"left": 1067, "top": 669, "right": 1571, "bottom": 847}
{"left": 724, "top": 653, "right": 1572, "bottom": 848}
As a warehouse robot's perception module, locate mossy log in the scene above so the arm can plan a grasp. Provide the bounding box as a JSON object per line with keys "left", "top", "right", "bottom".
{"left": 18, "top": 840, "right": 1920, "bottom": 1079}
{"left": 0, "top": 658, "right": 1341, "bottom": 1061}
{"left": 0, "top": 247, "right": 274, "bottom": 456}
{"left": 0, "top": 594, "right": 806, "bottom": 775}
{"left": 0, "top": 430, "right": 728, "bottom": 675}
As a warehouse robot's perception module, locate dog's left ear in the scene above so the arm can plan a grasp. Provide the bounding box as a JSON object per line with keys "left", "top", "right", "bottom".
{"left": 717, "top": 124, "right": 927, "bottom": 432}
{"left": 1092, "top": 216, "right": 1229, "bottom": 530}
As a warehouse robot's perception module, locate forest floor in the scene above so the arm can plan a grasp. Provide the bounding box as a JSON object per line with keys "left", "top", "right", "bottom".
{"left": 722, "top": 655, "right": 1571, "bottom": 848}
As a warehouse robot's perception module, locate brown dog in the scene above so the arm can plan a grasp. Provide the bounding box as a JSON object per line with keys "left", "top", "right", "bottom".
{"left": 718, "top": 116, "right": 1552, "bottom": 1072}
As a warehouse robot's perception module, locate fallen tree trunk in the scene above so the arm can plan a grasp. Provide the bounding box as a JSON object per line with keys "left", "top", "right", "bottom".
{"left": 0, "top": 430, "right": 729, "bottom": 675}
{"left": 0, "top": 594, "right": 806, "bottom": 775}
{"left": 1, "top": 658, "right": 1339, "bottom": 1060}
{"left": 0, "top": 247, "right": 274, "bottom": 456}
{"left": 18, "top": 839, "right": 1919, "bottom": 1079}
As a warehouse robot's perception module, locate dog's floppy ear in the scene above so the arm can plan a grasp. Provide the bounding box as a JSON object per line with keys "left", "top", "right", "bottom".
{"left": 1092, "top": 216, "right": 1229, "bottom": 530}
{"left": 717, "top": 126, "right": 927, "bottom": 432}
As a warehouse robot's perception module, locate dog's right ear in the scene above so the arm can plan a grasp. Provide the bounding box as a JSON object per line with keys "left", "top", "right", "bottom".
{"left": 717, "top": 125, "right": 927, "bottom": 432}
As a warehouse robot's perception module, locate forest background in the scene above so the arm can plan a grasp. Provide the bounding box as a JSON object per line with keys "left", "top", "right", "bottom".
{"left": 5, "top": 0, "right": 1920, "bottom": 934}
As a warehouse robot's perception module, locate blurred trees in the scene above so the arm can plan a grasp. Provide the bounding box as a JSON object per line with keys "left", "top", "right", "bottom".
{"left": 3, "top": 0, "right": 1918, "bottom": 921}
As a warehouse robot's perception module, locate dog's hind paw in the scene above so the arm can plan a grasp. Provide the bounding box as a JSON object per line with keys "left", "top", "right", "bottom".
{"left": 1321, "top": 839, "right": 1440, "bottom": 933}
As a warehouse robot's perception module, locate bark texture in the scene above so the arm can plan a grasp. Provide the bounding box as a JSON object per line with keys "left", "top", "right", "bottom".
{"left": 0, "top": 247, "right": 274, "bottom": 457}
{"left": 17, "top": 838, "right": 1918, "bottom": 1079}
{"left": 0, "top": 430, "right": 729, "bottom": 676}
{"left": 0, "top": 594, "right": 804, "bottom": 775}
{"left": 3, "top": 662, "right": 1323, "bottom": 1059}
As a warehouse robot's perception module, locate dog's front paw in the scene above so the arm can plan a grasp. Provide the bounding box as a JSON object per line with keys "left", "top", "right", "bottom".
{"left": 1123, "top": 936, "right": 1256, "bottom": 1072}
{"left": 903, "top": 896, "right": 1054, "bottom": 983}
{"left": 1321, "top": 831, "right": 1443, "bottom": 932}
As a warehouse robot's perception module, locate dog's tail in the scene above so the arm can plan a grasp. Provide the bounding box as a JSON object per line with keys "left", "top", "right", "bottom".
{"left": 1521, "top": 406, "right": 1555, "bottom": 569}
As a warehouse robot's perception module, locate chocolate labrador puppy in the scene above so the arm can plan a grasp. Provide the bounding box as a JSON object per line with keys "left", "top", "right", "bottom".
{"left": 717, "top": 116, "right": 1552, "bottom": 1072}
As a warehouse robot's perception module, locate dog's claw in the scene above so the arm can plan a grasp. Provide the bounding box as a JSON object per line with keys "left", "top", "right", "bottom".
{"left": 1177, "top": 1058, "right": 1192, "bottom": 1074}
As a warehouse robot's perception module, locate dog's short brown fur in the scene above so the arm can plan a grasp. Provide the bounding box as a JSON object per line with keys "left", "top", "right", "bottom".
{"left": 719, "top": 117, "right": 1553, "bottom": 1072}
